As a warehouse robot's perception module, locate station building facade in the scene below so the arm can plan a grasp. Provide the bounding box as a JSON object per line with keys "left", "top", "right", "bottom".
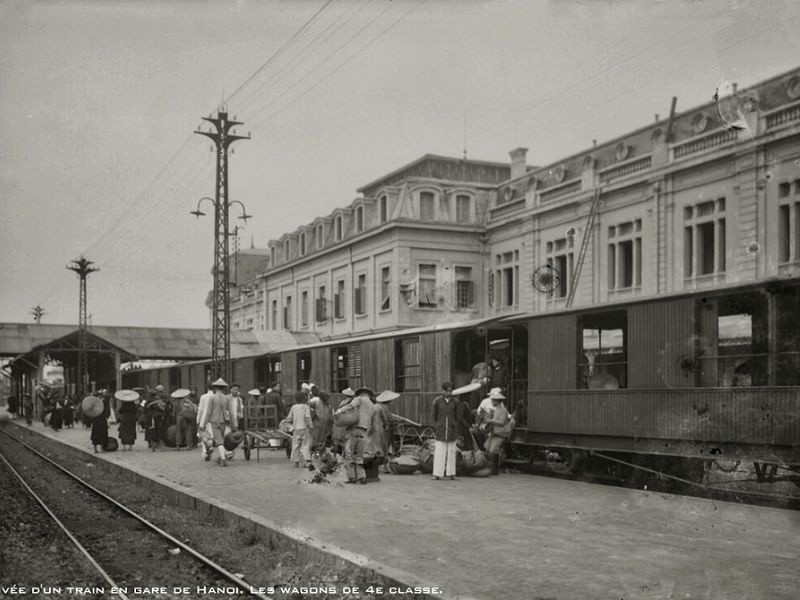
{"left": 225, "top": 67, "right": 800, "bottom": 353}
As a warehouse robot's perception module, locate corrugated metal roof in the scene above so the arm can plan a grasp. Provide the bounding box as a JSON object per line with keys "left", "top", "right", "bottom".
{"left": 0, "top": 322, "right": 321, "bottom": 361}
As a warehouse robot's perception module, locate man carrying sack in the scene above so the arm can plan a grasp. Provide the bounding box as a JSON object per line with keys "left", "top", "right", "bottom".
{"left": 198, "top": 378, "right": 236, "bottom": 467}
{"left": 333, "top": 387, "right": 375, "bottom": 485}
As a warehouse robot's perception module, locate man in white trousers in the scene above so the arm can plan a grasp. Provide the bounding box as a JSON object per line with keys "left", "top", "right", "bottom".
{"left": 432, "top": 382, "right": 459, "bottom": 481}
{"left": 196, "top": 381, "right": 215, "bottom": 461}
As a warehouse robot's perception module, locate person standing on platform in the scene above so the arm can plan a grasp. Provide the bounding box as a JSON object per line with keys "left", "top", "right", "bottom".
{"left": 331, "top": 387, "right": 355, "bottom": 453}
{"left": 432, "top": 382, "right": 459, "bottom": 481}
{"left": 197, "top": 382, "right": 214, "bottom": 460}
{"left": 62, "top": 395, "right": 75, "bottom": 429}
{"left": 454, "top": 390, "right": 476, "bottom": 451}
{"left": 115, "top": 390, "right": 139, "bottom": 450}
{"left": 334, "top": 387, "right": 375, "bottom": 485}
{"left": 371, "top": 390, "right": 399, "bottom": 473}
{"left": 8, "top": 395, "right": 18, "bottom": 419}
{"left": 287, "top": 391, "right": 313, "bottom": 467}
{"left": 50, "top": 391, "right": 64, "bottom": 431}
{"left": 144, "top": 391, "right": 167, "bottom": 451}
{"left": 173, "top": 389, "right": 196, "bottom": 450}
{"left": 198, "top": 378, "right": 236, "bottom": 466}
{"left": 90, "top": 394, "right": 109, "bottom": 453}
{"left": 22, "top": 393, "right": 33, "bottom": 425}
{"left": 229, "top": 384, "right": 244, "bottom": 431}
{"left": 264, "top": 383, "right": 285, "bottom": 426}
{"left": 308, "top": 385, "right": 332, "bottom": 451}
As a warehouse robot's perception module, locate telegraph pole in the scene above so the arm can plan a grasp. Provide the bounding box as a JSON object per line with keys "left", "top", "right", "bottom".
{"left": 67, "top": 257, "right": 99, "bottom": 398}
{"left": 193, "top": 103, "right": 250, "bottom": 382}
{"left": 31, "top": 305, "right": 45, "bottom": 324}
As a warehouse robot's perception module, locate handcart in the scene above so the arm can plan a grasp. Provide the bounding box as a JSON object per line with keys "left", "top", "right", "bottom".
{"left": 241, "top": 400, "right": 291, "bottom": 462}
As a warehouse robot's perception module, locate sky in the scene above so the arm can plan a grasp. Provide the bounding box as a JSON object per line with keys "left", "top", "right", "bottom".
{"left": 1, "top": 0, "right": 799, "bottom": 328}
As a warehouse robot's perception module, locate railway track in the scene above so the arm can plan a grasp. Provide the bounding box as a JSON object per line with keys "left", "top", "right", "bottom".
{"left": 0, "top": 428, "right": 272, "bottom": 600}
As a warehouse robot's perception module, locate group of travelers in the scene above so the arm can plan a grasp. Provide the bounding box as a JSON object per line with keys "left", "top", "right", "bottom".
{"left": 5, "top": 374, "right": 517, "bottom": 485}
{"left": 6, "top": 384, "right": 79, "bottom": 430}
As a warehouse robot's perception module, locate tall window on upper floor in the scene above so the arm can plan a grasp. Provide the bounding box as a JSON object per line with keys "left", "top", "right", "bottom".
{"left": 301, "top": 291, "right": 309, "bottom": 327}
{"left": 608, "top": 219, "right": 642, "bottom": 290}
{"left": 455, "top": 266, "right": 475, "bottom": 309}
{"left": 356, "top": 206, "right": 364, "bottom": 233}
{"left": 778, "top": 180, "right": 800, "bottom": 264}
{"left": 271, "top": 300, "right": 277, "bottom": 330}
{"left": 316, "top": 285, "right": 327, "bottom": 322}
{"left": 355, "top": 273, "right": 367, "bottom": 316}
{"left": 334, "top": 279, "right": 345, "bottom": 319}
{"left": 684, "top": 198, "right": 726, "bottom": 278}
{"left": 379, "top": 196, "right": 388, "bottom": 224}
{"left": 456, "top": 195, "right": 471, "bottom": 223}
{"left": 495, "top": 251, "right": 519, "bottom": 307}
{"left": 420, "top": 191, "right": 435, "bottom": 220}
{"left": 283, "top": 296, "right": 293, "bottom": 329}
{"left": 418, "top": 264, "right": 438, "bottom": 308}
{"left": 299, "top": 233, "right": 306, "bottom": 256}
{"left": 547, "top": 239, "right": 574, "bottom": 299}
{"left": 284, "top": 240, "right": 290, "bottom": 261}
{"left": 270, "top": 246, "right": 276, "bottom": 267}
{"left": 316, "top": 224, "right": 324, "bottom": 250}
{"left": 439, "top": 194, "right": 450, "bottom": 220}
{"left": 335, "top": 215, "right": 343, "bottom": 241}
{"left": 380, "top": 266, "right": 391, "bottom": 311}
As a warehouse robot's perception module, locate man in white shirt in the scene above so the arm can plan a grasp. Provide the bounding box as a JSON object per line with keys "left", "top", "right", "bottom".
{"left": 197, "top": 383, "right": 214, "bottom": 461}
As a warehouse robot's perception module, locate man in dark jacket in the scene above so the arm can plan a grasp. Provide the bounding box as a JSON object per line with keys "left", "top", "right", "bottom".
{"left": 432, "top": 382, "right": 459, "bottom": 480}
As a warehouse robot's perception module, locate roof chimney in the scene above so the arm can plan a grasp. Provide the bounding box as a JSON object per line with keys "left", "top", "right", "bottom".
{"left": 509, "top": 147, "right": 528, "bottom": 180}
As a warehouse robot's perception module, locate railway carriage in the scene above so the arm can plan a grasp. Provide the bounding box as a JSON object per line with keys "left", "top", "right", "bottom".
{"left": 121, "top": 277, "right": 800, "bottom": 486}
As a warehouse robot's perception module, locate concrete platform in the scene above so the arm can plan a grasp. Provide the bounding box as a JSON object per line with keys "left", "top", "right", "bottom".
{"left": 5, "top": 415, "right": 800, "bottom": 600}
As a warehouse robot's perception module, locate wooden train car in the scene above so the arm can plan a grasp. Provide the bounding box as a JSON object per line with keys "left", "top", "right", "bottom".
{"left": 121, "top": 278, "right": 800, "bottom": 483}
{"left": 511, "top": 277, "right": 800, "bottom": 480}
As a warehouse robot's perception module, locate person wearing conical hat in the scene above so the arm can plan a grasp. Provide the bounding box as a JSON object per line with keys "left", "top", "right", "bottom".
{"left": 171, "top": 389, "right": 195, "bottom": 450}
{"left": 370, "top": 390, "right": 400, "bottom": 474}
{"left": 198, "top": 378, "right": 236, "bottom": 467}
{"left": 115, "top": 390, "right": 140, "bottom": 450}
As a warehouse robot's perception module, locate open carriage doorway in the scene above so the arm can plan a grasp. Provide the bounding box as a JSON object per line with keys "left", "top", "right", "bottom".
{"left": 452, "top": 324, "right": 528, "bottom": 423}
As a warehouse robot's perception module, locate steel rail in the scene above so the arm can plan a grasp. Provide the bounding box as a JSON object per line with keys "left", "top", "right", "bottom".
{"left": 0, "top": 429, "right": 273, "bottom": 600}
{"left": 0, "top": 445, "right": 130, "bottom": 600}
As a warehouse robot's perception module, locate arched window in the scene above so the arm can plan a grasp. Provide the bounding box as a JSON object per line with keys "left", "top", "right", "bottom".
{"left": 456, "top": 195, "right": 472, "bottom": 223}
{"left": 335, "top": 215, "right": 343, "bottom": 241}
{"left": 284, "top": 240, "right": 290, "bottom": 260}
{"left": 316, "top": 224, "right": 324, "bottom": 249}
{"left": 299, "top": 232, "right": 306, "bottom": 256}
{"left": 356, "top": 206, "right": 364, "bottom": 232}
{"left": 380, "top": 195, "right": 388, "bottom": 223}
{"left": 270, "top": 245, "right": 276, "bottom": 266}
{"left": 419, "top": 191, "right": 435, "bottom": 220}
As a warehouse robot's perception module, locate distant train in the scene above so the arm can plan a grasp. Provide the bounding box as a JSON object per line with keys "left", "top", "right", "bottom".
{"left": 122, "top": 277, "right": 800, "bottom": 487}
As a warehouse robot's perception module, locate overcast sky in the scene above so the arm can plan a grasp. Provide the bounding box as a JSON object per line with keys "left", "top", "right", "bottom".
{"left": 1, "top": 0, "right": 798, "bottom": 328}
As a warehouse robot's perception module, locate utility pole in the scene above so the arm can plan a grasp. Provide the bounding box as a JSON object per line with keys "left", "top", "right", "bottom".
{"left": 193, "top": 103, "right": 251, "bottom": 382}
{"left": 31, "top": 305, "right": 45, "bottom": 324}
{"left": 66, "top": 257, "right": 99, "bottom": 398}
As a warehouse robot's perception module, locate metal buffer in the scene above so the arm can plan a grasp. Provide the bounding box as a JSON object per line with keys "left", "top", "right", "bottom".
{"left": 193, "top": 104, "right": 251, "bottom": 382}
{"left": 66, "top": 257, "right": 99, "bottom": 397}
{"left": 565, "top": 189, "right": 601, "bottom": 308}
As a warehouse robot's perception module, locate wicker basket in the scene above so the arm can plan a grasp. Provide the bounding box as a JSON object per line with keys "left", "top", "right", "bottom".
{"left": 390, "top": 462, "right": 419, "bottom": 475}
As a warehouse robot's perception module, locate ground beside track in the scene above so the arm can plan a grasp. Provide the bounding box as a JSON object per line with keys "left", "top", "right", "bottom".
{"left": 5, "top": 414, "right": 800, "bottom": 600}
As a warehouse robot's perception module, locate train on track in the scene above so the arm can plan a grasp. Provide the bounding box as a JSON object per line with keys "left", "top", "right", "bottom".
{"left": 122, "top": 277, "right": 800, "bottom": 489}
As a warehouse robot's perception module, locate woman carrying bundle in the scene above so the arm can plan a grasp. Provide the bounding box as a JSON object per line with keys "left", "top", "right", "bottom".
{"left": 115, "top": 390, "right": 140, "bottom": 450}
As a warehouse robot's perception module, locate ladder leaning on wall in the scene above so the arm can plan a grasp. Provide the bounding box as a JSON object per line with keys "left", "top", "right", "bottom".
{"left": 565, "top": 188, "right": 602, "bottom": 308}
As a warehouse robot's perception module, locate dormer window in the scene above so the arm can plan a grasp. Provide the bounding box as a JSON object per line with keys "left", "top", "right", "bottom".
{"left": 316, "top": 224, "right": 324, "bottom": 249}
{"left": 284, "top": 240, "right": 290, "bottom": 260}
{"left": 335, "top": 215, "right": 343, "bottom": 241}
{"left": 380, "top": 195, "right": 388, "bottom": 223}
{"left": 420, "top": 191, "right": 435, "bottom": 220}
{"left": 356, "top": 206, "right": 364, "bottom": 233}
{"left": 456, "top": 195, "right": 471, "bottom": 223}
{"left": 299, "top": 232, "right": 306, "bottom": 256}
{"left": 270, "top": 245, "right": 276, "bottom": 267}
